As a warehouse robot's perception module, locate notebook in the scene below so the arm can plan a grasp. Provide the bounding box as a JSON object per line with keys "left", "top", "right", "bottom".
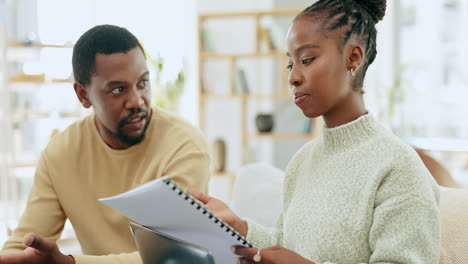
{"left": 99, "top": 176, "right": 254, "bottom": 264}
{"left": 129, "top": 222, "right": 215, "bottom": 264}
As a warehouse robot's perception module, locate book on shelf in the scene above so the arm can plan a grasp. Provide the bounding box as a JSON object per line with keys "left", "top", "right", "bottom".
{"left": 201, "top": 77, "right": 214, "bottom": 94}
{"left": 202, "top": 27, "right": 215, "bottom": 53}
{"left": 258, "top": 26, "right": 276, "bottom": 52}
{"left": 234, "top": 68, "right": 249, "bottom": 94}
{"left": 99, "top": 176, "right": 254, "bottom": 264}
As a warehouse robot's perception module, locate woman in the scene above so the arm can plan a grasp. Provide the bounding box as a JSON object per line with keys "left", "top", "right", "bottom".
{"left": 191, "top": 0, "right": 441, "bottom": 263}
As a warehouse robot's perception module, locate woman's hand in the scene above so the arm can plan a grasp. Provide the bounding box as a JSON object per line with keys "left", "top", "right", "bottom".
{"left": 189, "top": 189, "right": 248, "bottom": 237}
{"left": 232, "top": 245, "right": 316, "bottom": 264}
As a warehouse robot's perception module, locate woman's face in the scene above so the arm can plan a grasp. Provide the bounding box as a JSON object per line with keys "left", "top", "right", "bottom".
{"left": 286, "top": 17, "right": 355, "bottom": 119}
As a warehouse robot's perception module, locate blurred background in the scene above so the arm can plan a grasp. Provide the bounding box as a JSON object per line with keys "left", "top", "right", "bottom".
{"left": 1, "top": 0, "right": 467, "bottom": 245}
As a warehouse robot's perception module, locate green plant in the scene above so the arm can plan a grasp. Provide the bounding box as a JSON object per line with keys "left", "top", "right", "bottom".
{"left": 149, "top": 54, "right": 185, "bottom": 111}
{"left": 140, "top": 40, "right": 185, "bottom": 111}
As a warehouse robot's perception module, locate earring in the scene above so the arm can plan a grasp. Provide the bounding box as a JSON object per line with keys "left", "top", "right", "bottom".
{"left": 350, "top": 68, "right": 356, "bottom": 77}
{"left": 253, "top": 249, "right": 261, "bottom": 262}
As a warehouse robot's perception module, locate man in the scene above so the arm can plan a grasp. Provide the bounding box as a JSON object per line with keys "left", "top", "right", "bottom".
{"left": 0, "top": 24, "right": 210, "bottom": 264}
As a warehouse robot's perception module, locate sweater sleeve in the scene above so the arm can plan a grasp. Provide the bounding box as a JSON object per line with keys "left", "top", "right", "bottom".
{"left": 367, "top": 160, "right": 441, "bottom": 263}
{"left": 1, "top": 151, "right": 67, "bottom": 253}
{"left": 245, "top": 215, "right": 284, "bottom": 249}
{"left": 244, "top": 144, "right": 307, "bottom": 250}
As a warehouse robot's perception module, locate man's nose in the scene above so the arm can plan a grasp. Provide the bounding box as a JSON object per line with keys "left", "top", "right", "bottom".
{"left": 125, "top": 88, "right": 144, "bottom": 109}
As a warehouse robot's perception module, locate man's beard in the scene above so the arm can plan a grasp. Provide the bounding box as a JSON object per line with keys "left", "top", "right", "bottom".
{"left": 111, "top": 108, "right": 150, "bottom": 145}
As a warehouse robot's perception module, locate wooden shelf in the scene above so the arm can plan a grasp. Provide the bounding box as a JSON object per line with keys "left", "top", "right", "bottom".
{"left": 9, "top": 74, "right": 73, "bottom": 83}
{"left": 198, "top": 8, "right": 318, "bottom": 168}
{"left": 201, "top": 51, "right": 286, "bottom": 59}
{"left": 250, "top": 132, "right": 314, "bottom": 140}
{"left": 8, "top": 162, "right": 37, "bottom": 168}
{"left": 7, "top": 41, "right": 73, "bottom": 49}
{"left": 199, "top": 8, "right": 302, "bottom": 19}
{"left": 13, "top": 111, "right": 82, "bottom": 121}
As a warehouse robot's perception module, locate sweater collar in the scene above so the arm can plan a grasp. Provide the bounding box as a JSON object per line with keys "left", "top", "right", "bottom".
{"left": 321, "top": 113, "right": 380, "bottom": 153}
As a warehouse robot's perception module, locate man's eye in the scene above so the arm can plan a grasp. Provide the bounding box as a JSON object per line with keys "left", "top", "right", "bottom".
{"left": 139, "top": 80, "right": 149, "bottom": 88}
{"left": 111, "top": 87, "right": 124, "bottom": 94}
{"left": 302, "top": 57, "right": 315, "bottom": 65}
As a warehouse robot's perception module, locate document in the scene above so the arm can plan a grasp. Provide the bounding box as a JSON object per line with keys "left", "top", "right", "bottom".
{"left": 99, "top": 176, "right": 253, "bottom": 264}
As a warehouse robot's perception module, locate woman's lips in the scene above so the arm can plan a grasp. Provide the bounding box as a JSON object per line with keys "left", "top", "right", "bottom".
{"left": 294, "top": 93, "right": 310, "bottom": 106}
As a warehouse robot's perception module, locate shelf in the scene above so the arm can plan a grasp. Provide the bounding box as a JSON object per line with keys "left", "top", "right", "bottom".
{"left": 201, "top": 51, "right": 286, "bottom": 59}
{"left": 13, "top": 111, "right": 82, "bottom": 121}
{"left": 250, "top": 132, "right": 314, "bottom": 140}
{"left": 7, "top": 41, "right": 73, "bottom": 49}
{"left": 198, "top": 8, "right": 318, "bottom": 168}
{"left": 8, "top": 162, "right": 37, "bottom": 168}
{"left": 9, "top": 74, "right": 73, "bottom": 83}
{"left": 201, "top": 94, "right": 291, "bottom": 100}
{"left": 199, "top": 8, "right": 302, "bottom": 19}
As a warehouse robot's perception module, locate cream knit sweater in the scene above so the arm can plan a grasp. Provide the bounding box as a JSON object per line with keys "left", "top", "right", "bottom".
{"left": 246, "top": 114, "right": 441, "bottom": 264}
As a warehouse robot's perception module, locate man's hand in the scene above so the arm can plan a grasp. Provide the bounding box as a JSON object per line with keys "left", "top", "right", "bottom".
{"left": 0, "top": 233, "right": 75, "bottom": 264}
{"left": 189, "top": 189, "right": 248, "bottom": 237}
{"left": 232, "top": 245, "right": 316, "bottom": 264}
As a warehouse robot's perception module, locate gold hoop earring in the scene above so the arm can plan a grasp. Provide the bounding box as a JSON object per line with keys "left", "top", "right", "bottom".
{"left": 350, "top": 68, "right": 356, "bottom": 77}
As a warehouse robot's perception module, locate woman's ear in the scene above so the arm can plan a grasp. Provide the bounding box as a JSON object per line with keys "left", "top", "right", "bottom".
{"left": 347, "top": 44, "right": 364, "bottom": 72}
{"left": 74, "top": 82, "right": 92, "bottom": 108}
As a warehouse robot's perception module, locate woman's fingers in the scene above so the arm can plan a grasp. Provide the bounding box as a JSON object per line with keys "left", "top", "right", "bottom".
{"left": 188, "top": 189, "right": 213, "bottom": 204}
{"left": 232, "top": 246, "right": 259, "bottom": 259}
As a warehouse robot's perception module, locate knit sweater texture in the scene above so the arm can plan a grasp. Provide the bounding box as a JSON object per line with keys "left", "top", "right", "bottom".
{"left": 246, "top": 114, "right": 441, "bottom": 264}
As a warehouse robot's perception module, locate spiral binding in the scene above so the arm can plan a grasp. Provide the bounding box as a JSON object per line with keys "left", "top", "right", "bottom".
{"left": 163, "top": 178, "right": 253, "bottom": 247}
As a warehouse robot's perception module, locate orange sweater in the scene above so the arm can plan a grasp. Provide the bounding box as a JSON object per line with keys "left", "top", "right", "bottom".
{"left": 1, "top": 108, "right": 211, "bottom": 264}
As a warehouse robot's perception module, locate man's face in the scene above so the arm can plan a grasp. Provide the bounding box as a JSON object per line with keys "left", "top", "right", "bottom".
{"left": 75, "top": 47, "right": 151, "bottom": 149}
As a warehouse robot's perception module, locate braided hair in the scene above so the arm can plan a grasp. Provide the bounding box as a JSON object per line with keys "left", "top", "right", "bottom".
{"left": 295, "top": 0, "right": 386, "bottom": 93}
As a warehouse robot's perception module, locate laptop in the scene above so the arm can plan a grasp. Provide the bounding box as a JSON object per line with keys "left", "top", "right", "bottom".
{"left": 129, "top": 222, "right": 216, "bottom": 264}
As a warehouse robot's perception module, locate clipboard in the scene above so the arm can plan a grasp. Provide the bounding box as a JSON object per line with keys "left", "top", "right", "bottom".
{"left": 100, "top": 176, "right": 254, "bottom": 263}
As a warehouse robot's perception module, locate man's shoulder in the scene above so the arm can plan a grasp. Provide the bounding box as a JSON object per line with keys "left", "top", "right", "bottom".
{"left": 151, "top": 109, "right": 208, "bottom": 152}
{"left": 43, "top": 115, "right": 94, "bottom": 158}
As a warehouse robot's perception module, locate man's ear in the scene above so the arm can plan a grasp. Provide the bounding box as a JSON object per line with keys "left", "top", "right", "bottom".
{"left": 74, "top": 82, "right": 92, "bottom": 108}
{"left": 347, "top": 44, "right": 364, "bottom": 72}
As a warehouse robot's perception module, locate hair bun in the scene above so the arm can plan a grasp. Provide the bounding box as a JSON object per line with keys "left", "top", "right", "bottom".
{"left": 355, "top": 0, "right": 387, "bottom": 23}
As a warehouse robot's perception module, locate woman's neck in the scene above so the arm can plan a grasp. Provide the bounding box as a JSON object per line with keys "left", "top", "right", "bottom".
{"left": 322, "top": 94, "right": 367, "bottom": 128}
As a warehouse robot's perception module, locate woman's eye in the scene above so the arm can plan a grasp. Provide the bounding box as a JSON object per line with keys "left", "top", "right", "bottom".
{"left": 302, "top": 57, "right": 315, "bottom": 65}
{"left": 111, "top": 87, "right": 124, "bottom": 94}
{"left": 286, "top": 63, "right": 293, "bottom": 72}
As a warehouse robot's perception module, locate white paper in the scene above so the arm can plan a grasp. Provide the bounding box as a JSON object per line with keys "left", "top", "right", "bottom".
{"left": 99, "top": 176, "right": 251, "bottom": 264}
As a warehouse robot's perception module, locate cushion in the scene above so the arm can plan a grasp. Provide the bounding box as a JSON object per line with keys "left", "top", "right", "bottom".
{"left": 439, "top": 186, "right": 468, "bottom": 263}
{"left": 230, "top": 163, "right": 284, "bottom": 227}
